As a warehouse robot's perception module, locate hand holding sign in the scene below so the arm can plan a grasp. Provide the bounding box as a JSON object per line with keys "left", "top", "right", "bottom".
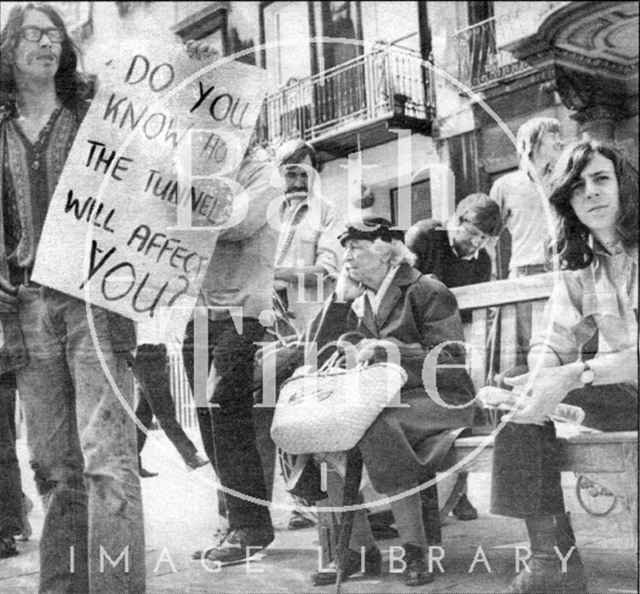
{"left": 185, "top": 39, "right": 220, "bottom": 62}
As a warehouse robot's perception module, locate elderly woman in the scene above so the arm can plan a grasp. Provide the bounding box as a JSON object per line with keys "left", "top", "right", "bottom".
{"left": 302, "top": 218, "right": 475, "bottom": 587}
{"left": 491, "top": 142, "right": 638, "bottom": 593}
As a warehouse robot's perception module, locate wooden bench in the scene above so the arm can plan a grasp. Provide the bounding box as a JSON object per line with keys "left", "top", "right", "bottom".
{"left": 447, "top": 273, "right": 638, "bottom": 546}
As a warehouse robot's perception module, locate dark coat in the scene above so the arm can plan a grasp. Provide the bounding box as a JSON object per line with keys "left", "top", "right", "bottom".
{"left": 405, "top": 219, "right": 492, "bottom": 288}
{"left": 304, "top": 263, "right": 475, "bottom": 493}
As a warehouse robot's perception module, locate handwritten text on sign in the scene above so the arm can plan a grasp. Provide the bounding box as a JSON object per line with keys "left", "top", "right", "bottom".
{"left": 33, "top": 40, "right": 268, "bottom": 338}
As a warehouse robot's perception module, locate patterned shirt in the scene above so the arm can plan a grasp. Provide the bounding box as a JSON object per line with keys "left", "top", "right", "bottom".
{"left": 2, "top": 106, "right": 80, "bottom": 270}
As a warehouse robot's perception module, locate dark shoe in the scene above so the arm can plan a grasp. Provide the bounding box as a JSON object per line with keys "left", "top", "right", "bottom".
{"left": 311, "top": 546, "right": 381, "bottom": 586}
{"left": 287, "top": 509, "right": 316, "bottom": 530}
{"left": 508, "top": 554, "right": 587, "bottom": 594}
{"left": 402, "top": 543, "right": 434, "bottom": 587}
{"left": 452, "top": 493, "right": 478, "bottom": 521}
{"left": 193, "top": 527, "right": 274, "bottom": 566}
{"left": 185, "top": 453, "right": 209, "bottom": 471}
{"left": 139, "top": 466, "right": 158, "bottom": 478}
{"left": 0, "top": 536, "right": 18, "bottom": 559}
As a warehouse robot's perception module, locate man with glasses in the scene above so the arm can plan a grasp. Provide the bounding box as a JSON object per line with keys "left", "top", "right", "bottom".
{"left": 0, "top": 3, "right": 144, "bottom": 592}
{"left": 406, "top": 193, "right": 502, "bottom": 290}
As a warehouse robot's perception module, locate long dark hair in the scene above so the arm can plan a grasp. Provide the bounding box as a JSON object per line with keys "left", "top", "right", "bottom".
{"left": 548, "top": 141, "right": 638, "bottom": 270}
{"left": 0, "top": 2, "right": 92, "bottom": 115}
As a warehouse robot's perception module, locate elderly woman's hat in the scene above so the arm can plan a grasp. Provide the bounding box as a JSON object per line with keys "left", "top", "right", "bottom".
{"left": 338, "top": 218, "right": 404, "bottom": 247}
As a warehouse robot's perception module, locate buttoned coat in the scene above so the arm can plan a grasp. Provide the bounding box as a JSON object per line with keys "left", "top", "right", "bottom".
{"left": 304, "top": 263, "right": 475, "bottom": 493}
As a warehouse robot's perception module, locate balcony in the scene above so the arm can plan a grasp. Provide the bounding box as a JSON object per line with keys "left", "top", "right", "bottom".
{"left": 454, "top": 17, "right": 533, "bottom": 90}
{"left": 257, "top": 44, "right": 435, "bottom": 156}
{"left": 454, "top": 2, "right": 569, "bottom": 91}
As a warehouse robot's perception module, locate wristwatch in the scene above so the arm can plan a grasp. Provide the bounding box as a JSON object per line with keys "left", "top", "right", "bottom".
{"left": 579, "top": 361, "right": 595, "bottom": 386}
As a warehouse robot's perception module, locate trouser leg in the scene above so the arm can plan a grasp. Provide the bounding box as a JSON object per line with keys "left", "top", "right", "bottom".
{"left": 17, "top": 289, "right": 89, "bottom": 593}
{"left": 134, "top": 344, "right": 197, "bottom": 463}
{"left": 491, "top": 422, "right": 564, "bottom": 518}
{"left": 182, "top": 321, "right": 222, "bottom": 517}
{"left": 253, "top": 406, "right": 276, "bottom": 501}
{"left": 66, "top": 298, "right": 144, "bottom": 593}
{"left": 419, "top": 475, "right": 441, "bottom": 545}
{"left": 0, "top": 373, "right": 23, "bottom": 539}
{"left": 18, "top": 288, "right": 145, "bottom": 593}
{"left": 389, "top": 490, "right": 428, "bottom": 550}
{"left": 324, "top": 468, "right": 375, "bottom": 552}
{"left": 135, "top": 388, "right": 153, "bottom": 458}
{"left": 208, "top": 319, "right": 272, "bottom": 531}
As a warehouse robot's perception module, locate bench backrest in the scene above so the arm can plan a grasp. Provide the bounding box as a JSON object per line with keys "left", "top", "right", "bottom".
{"left": 451, "top": 272, "right": 555, "bottom": 391}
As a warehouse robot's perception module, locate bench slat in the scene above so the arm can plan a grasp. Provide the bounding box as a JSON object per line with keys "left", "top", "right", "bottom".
{"left": 445, "top": 432, "right": 638, "bottom": 475}
{"left": 453, "top": 273, "right": 555, "bottom": 310}
{"left": 500, "top": 305, "right": 518, "bottom": 372}
{"left": 530, "top": 300, "right": 547, "bottom": 339}
{"left": 469, "top": 309, "right": 488, "bottom": 391}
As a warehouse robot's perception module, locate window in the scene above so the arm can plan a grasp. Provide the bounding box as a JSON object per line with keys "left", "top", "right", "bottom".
{"left": 390, "top": 179, "right": 431, "bottom": 228}
{"left": 467, "top": 1, "right": 495, "bottom": 83}
{"left": 171, "top": 3, "right": 228, "bottom": 54}
{"left": 322, "top": 1, "right": 360, "bottom": 69}
{"left": 264, "top": 2, "right": 312, "bottom": 87}
{"left": 468, "top": 1, "right": 494, "bottom": 25}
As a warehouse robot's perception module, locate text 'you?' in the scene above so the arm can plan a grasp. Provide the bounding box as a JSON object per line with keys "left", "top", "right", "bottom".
{"left": 32, "top": 41, "right": 269, "bottom": 342}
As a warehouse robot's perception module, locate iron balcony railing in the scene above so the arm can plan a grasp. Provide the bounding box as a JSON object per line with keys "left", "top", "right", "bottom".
{"left": 454, "top": 16, "right": 532, "bottom": 89}
{"left": 258, "top": 44, "right": 435, "bottom": 146}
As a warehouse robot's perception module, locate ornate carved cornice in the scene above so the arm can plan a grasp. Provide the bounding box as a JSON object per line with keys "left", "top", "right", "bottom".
{"left": 503, "top": 1, "right": 638, "bottom": 82}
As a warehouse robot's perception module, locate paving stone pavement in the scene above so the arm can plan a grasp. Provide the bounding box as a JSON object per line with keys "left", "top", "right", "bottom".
{"left": 2, "top": 430, "right": 637, "bottom": 594}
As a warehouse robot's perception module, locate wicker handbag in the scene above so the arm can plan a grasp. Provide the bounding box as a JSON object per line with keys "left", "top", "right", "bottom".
{"left": 271, "top": 352, "right": 408, "bottom": 454}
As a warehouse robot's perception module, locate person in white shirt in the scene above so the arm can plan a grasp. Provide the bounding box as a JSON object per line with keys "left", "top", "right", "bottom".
{"left": 490, "top": 117, "right": 566, "bottom": 363}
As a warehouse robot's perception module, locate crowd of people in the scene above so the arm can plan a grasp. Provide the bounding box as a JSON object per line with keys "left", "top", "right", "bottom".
{"left": 0, "top": 4, "right": 637, "bottom": 594}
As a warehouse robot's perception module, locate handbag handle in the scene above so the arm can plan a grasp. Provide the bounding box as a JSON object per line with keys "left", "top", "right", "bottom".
{"left": 317, "top": 350, "right": 370, "bottom": 374}
{"left": 318, "top": 350, "right": 344, "bottom": 373}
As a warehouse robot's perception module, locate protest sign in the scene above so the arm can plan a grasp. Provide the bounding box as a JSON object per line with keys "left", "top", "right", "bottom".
{"left": 32, "top": 37, "right": 268, "bottom": 340}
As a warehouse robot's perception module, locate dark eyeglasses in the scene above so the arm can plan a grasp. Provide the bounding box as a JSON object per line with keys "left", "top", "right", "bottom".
{"left": 18, "top": 26, "right": 64, "bottom": 43}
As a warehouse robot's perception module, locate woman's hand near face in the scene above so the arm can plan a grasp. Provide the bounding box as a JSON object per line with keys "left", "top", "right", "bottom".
{"left": 335, "top": 266, "right": 363, "bottom": 302}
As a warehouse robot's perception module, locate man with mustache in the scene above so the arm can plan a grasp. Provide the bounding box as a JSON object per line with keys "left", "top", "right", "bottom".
{"left": 273, "top": 140, "right": 342, "bottom": 337}
{"left": 271, "top": 140, "right": 342, "bottom": 531}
